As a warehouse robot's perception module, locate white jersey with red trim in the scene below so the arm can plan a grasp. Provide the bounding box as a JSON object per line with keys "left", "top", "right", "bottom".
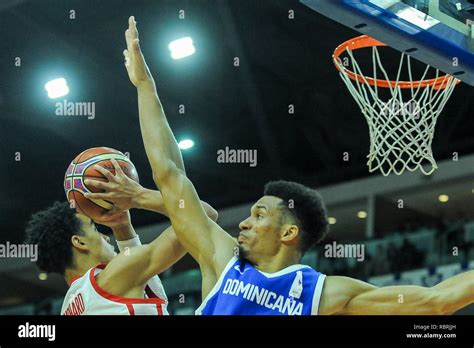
{"left": 61, "top": 264, "right": 168, "bottom": 315}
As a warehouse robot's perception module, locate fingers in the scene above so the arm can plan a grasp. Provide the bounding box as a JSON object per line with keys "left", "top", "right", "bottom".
{"left": 129, "top": 16, "right": 138, "bottom": 41}
{"left": 84, "top": 178, "right": 111, "bottom": 190}
{"left": 125, "top": 26, "right": 132, "bottom": 52}
{"left": 125, "top": 16, "right": 143, "bottom": 66}
{"left": 128, "top": 17, "right": 141, "bottom": 56}
{"left": 131, "top": 39, "right": 147, "bottom": 75}
{"left": 83, "top": 191, "right": 111, "bottom": 200}
{"left": 125, "top": 16, "right": 138, "bottom": 52}
{"left": 92, "top": 164, "right": 115, "bottom": 181}
{"left": 125, "top": 28, "right": 130, "bottom": 50}
{"left": 111, "top": 159, "right": 125, "bottom": 176}
{"left": 108, "top": 206, "right": 124, "bottom": 214}
{"left": 125, "top": 16, "right": 136, "bottom": 52}
{"left": 123, "top": 49, "right": 130, "bottom": 67}
{"left": 124, "top": 16, "right": 150, "bottom": 83}
{"left": 132, "top": 38, "right": 140, "bottom": 52}
{"left": 123, "top": 49, "right": 132, "bottom": 76}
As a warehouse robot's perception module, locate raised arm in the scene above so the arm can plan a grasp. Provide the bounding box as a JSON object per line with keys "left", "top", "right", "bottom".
{"left": 122, "top": 16, "right": 237, "bottom": 292}
{"left": 319, "top": 272, "right": 474, "bottom": 315}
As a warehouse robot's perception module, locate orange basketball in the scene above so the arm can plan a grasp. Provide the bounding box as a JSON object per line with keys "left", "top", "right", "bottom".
{"left": 64, "top": 147, "right": 139, "bottom": 221}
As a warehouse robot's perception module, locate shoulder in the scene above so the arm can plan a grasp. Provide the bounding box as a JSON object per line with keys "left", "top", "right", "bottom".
{"left": 304, "top": 265, "right": 324, "bottom": 275}
{"left": 294, "top": 264, "right": 325, "bottom": 281}
{"left": 96, "top": 247, "right": 151, "bottom": 297}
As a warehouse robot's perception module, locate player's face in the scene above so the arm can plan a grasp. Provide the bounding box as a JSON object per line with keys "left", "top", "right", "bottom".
{"left": 76, "top": 214, "right": 117, "bottom": 263}
{"left": 238, "top": 196, "right": 286, "bottom": 264}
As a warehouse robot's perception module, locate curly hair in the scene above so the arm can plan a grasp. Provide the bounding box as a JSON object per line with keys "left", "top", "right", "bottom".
{"left": 264, "top": 180, "right": 329, "bottom": 253}
{"left": 25, "top": 201, "right": 82, "bottom": 274}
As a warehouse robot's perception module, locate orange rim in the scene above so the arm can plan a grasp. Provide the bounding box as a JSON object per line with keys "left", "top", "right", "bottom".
{"left": 333, "top": 35, "right": 459, "bottom": 90}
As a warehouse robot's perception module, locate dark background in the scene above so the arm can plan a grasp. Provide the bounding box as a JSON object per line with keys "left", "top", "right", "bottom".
{"left": 0, "top": 0, "right": 473, "bottom": 313}
{"left": 1, "top": 0, "right": 473, "bottom": 243}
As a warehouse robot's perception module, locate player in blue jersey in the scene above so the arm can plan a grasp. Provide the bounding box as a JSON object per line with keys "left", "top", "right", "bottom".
{"left": 88, "top": 16, "right": 474, "bottom": 315}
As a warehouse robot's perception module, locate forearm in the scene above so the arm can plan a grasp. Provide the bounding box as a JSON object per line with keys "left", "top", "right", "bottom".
{"left": 134, "top": 188, "right": 167, "bottom": 214}
{"left": 135, "top": 188, "right": 219, "bottom": 221}
{"left": 137, "top": 84, "right": 185, "bottom": 178}
{"left": 134, "top": 90, "right": 221, "bottom": 267}
{"left": 434, "top": 270, "right": 474, "bottom": 314}
{"left": 157, "top": 174, "right": 220, "bottom": 268}
{"left": 346, "top": 270, "right": 474, "bottom": 315}
{"left": 344, "top": 285, "right": 440, "bottom": 315}
{"left": 149, "top": 226, "right": 187, "bottom": 275}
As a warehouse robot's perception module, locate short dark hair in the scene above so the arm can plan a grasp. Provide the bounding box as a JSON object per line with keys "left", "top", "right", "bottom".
{"left": 25, "top": 201, "right": 82, "bottom": 274}
{"left": 264, "top": 180, "right": 329, "bottom": 253}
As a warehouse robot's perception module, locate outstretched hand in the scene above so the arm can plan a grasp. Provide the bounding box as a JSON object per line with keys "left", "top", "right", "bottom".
{"left": 84, "top": 159, "right": 144, "bottom": 214}
{"left": 124, "top": 16, "right": 154, "bottom": 88}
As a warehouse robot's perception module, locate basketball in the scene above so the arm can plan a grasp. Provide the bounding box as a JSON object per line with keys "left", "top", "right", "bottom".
{"left": 64, "top": 147, "right": 139, "bottom": 220}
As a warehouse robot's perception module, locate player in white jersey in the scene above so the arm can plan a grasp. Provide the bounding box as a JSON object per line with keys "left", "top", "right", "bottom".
{"left": 60, "top": 229, "right": 169, "bottom": 315}
{"left": 92, "top": 16, "right": 474, "bottom": 315}
{"left": 25, "top": 166, "right": 218, "bottom": 315}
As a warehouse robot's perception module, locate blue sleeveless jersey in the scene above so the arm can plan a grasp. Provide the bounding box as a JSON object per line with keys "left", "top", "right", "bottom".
{"left": 196, "top": 257, "right": 326, "bottom": 315}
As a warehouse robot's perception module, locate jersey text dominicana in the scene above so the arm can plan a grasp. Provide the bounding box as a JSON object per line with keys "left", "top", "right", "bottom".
{"left": 196, "top": 257, "right": 326, "bottom": 315}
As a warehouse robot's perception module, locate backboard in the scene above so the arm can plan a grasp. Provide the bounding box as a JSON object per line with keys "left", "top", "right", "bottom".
{"left": 300, "top": 0, "right": 474, "bottom": 86}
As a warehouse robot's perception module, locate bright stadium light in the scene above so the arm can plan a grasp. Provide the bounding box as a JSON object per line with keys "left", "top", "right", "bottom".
{"left": 438, "top": 194, "right": 449, "bottom": 203}
{"left": 178, "top": 139, "right": 194, "bottom": 150}
{"left": 357, "top": 211, "right": 367, "bottom": 219}
{"left": 328, "top": 217, "right": 337, "bottom": 225}
{"left": 45, "top": 78, "right": 69, "bottom": 99}
{"left": 168, "top": 37, "right": 195, "bottom": 59}
{"left": 38, "top": 272, "right": 48, "bottom": 281}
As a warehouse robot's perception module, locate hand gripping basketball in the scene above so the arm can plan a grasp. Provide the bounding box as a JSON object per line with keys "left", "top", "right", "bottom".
{"left": 84, "top": 159, "right": 144, "bottom": 214}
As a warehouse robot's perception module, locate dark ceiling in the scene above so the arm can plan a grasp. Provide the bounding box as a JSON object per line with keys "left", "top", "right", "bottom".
{"left": 1, "top": 0, "right": 473, "bottom": 243}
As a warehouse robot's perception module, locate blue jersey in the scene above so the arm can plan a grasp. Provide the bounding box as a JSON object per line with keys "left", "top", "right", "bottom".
{"left": 196, "top": 257, "right": 326, "bottom": 315}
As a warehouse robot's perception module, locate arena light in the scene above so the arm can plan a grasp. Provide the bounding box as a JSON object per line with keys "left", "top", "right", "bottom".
{"left": 438, "top": 194, "right": 449, "bottom": 203}
{"left": 45, "top": 78, "right": 69, "bottom": 99}
{"left": 328, "top": 217, "right": 337, "bottom": 225}
{"left": 178, "top": 139, "right": 194, "bottom": 150}
{"left": 357, "top": 211, "right": 367, "bottom": 219}
{"left": 168, "top": 37, "right": 195, "bottom": 59}
{"left": 38, "top": 272, "right": 48, "bottom": 281}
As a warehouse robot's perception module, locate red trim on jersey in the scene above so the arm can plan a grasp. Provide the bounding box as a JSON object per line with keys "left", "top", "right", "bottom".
{"left": 126, "top": 304, "right": 135, "bottom": 315}
{"left": 89, "top": 264, "right": 166, "bottom": 307}
{"left": 156, "top": 304, "right": 163, "bottom": 315}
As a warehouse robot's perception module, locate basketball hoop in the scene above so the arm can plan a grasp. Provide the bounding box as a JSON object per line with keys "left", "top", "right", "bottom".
{"left": 333, "top": 35, "right": 460, "bottom": 176}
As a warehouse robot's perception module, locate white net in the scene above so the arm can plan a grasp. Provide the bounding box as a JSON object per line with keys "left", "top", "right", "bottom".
{"left": 335, "top": 45, "right": 458, "bottom": 176}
